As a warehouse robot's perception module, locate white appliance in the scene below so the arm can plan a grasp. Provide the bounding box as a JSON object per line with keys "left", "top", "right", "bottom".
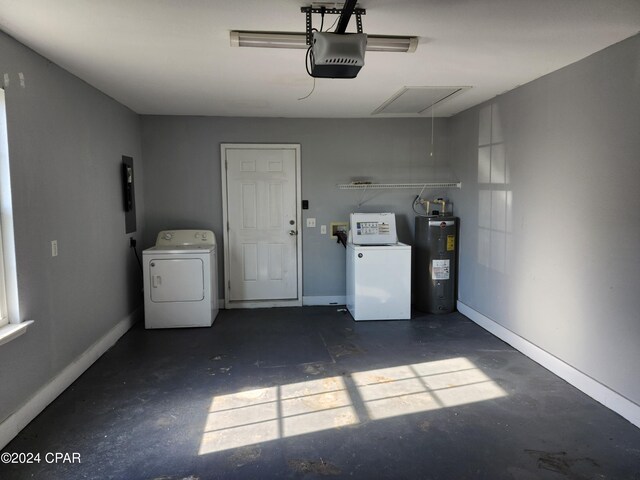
{"left": 143, "top": 230, "right": 218, "bottom": 329}
{"left": 346, "top": 213, "right": 411, "bottom": 321}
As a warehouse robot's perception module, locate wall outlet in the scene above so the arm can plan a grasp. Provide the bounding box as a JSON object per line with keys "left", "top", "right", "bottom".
{"left": 320, "top": 225, "right": 327, "bottom": 234}
{"left": 51, "top": 240, "right": 58, "bottom": 257}
{"left": 306, "top": 218, "right": 316, "bottom": 228}
{"left": 330, "top": 222, "right": 349, "bottom": 239}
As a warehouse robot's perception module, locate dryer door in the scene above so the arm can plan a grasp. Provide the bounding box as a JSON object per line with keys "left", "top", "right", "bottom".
{"left": 149, "top": 258, "right": 204, "bottom": 302}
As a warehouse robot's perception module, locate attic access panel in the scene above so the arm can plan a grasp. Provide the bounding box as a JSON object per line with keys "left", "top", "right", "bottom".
{"left": 373, "top": 86, "right": 470, "bottom": 115}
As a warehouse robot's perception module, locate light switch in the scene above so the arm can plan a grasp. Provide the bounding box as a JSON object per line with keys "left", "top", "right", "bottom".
{"left": 306, "top": 218, "right": 316, "bottom": 228}
{"left": 320, "top": 225, "right": 327, "bottom": 234}
{"left": 51, "top": 240, "right": 58, "bottom": 257}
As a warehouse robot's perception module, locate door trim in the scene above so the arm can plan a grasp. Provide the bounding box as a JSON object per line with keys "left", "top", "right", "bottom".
{"left": 220, "top": 143, "right": 302, "bottom": 309}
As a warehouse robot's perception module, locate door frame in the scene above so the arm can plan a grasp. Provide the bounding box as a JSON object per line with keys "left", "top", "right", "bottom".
{"left": 220, "top": 143, "right": 302, "bottom": 309}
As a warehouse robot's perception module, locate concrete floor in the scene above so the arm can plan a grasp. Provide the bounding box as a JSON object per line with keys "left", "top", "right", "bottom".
{"left": 2, "top": 307, "right": 640, "bottom": 479}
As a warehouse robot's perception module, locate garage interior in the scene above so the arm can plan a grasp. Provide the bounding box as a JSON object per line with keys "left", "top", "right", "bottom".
{"left": 0, "top": 1, "right": 639, "bottom": 479}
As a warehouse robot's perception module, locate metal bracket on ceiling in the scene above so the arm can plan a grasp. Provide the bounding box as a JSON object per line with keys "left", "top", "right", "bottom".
{"left": 301, "top": 3, "right": 366, "bottom": 45}
{"left": 355, "top": 12, "right": 363, "bottom": 35}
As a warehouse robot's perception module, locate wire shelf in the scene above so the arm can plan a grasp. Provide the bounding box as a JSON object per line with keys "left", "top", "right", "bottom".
{"left": 337, "top": 182, "right": 461, "bottom": 190}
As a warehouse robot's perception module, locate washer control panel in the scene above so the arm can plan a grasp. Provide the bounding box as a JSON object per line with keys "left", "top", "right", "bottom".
{"left": 350, "top": 213, "right": 398, "bottom": 245}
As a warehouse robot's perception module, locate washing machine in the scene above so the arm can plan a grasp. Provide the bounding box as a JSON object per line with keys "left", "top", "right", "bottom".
{"left": 143, "top": 230, "right": 219, "bottom": 329}
{"left": 346, "top": 213, "right": 412, "bottom": 321}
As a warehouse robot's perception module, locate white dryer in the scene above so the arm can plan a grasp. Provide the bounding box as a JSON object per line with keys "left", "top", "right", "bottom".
{"left": 143, "top": 230, "right": 219, "bottom": 329}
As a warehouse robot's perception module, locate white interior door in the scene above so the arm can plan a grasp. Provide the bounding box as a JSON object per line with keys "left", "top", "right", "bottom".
{"left": 221, "top": 144, "right": 301, "bottom": 307}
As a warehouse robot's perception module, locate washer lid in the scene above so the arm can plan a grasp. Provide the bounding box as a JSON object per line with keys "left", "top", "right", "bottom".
{"left": 348, "top": 242, "right": 410, "bottom": 251}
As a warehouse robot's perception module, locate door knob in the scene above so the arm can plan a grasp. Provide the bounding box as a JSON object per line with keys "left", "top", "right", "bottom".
{"left": 289, "top": 230, "right": 298, "bottom": 236}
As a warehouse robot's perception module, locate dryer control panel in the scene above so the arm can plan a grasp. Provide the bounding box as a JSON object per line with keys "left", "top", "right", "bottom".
{"left": 155, "top": 230, "right": 216, "bottom": 247}
{"left": 350, "top": 213, "right": 398, "bottom": 245}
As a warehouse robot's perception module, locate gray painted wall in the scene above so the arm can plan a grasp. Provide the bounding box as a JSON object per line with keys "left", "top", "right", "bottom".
{"left": 140, "top": 116, "right": 452, "bottom": 299}
{"left": 448, "top": 35, "right": 640, "bottom": 405}
{"left": 0, "top": 32, "right": 144, "bottom": 423}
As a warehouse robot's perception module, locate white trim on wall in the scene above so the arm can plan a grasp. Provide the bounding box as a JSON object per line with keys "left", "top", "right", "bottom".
{"left": 302, "top": 296, "right": 346, "bottom": 306}
{"left": 458, "top": 301, "right": 640, "bottom": 428}
{"left": 0, "top": 308, "right": 141, "bottom": 450}
{"left": 219, "top": 296, "right": 346, "bottom": 307}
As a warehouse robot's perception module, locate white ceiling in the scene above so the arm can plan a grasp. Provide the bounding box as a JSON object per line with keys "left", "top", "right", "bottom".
{"left": 0, "top": 0, "right": 639, "bottom": 118}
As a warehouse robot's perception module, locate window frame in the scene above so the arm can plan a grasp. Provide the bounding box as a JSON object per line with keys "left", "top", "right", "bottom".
{"left": 0, "top": 86, "right": 32, "bottom": 345}
{"left": 0, "top": 88, "right": 9, "bottom": 328}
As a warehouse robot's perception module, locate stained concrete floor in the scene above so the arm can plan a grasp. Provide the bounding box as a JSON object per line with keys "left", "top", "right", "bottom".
{"left": 2, "top": 307, "right": 640, "bottom": 479}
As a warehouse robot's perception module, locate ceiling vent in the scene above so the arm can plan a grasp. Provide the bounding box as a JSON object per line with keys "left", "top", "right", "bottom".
{"left": 372, "top": 86, "right": 470, "bottom": 115}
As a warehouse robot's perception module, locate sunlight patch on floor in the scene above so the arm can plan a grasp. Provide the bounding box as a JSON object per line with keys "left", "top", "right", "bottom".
{"left": 352, "top": 357, "right": 507, "bottom": 419}
{"left": 199, "top": 357, "right": 507, "bottom": 454}
{"left": 199, "top": 376, "right": 357, "bottom": 454}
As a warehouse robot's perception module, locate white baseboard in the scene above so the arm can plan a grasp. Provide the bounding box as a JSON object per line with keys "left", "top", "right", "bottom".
{"left": 302, "top": 296, "right": 346, "bottom": 306}
{"left": 457, "top": 301, "right": 640, "bottom": 428}
{"left": 0, "top": 308, "right": 141, "bottom": 450}
{"left": 219, "top": 297, "right": 345, "bottom": 308}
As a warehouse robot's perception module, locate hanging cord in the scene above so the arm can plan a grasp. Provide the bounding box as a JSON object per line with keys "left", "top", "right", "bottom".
{"left": 357, "top": 184, "right": 369, "bottom": 208}
{"left": 327, "top": 15, "right": 340, "bottom": 32}
{"left": 305, "top": 41, "right": 314, "bottom": 76}
{"left": 298, "top": 76, "right": 316, "bottom": 100}
{"left": 430, "top": 105, "right": 435, "bottom": 157}
{"left": 131, "top": 243, "right": 143, "bottom": 273}
{"left": 412, "top": 195, "right": 424, "bottom": 216}
{"left": 299, "top": 46, "right": 316, "bottom": 99}
{"left": 412, "top": 195, "right": 430, "bottom": 217}
{"left": 412, "top": 184, "right": 430, "bottom": 216}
